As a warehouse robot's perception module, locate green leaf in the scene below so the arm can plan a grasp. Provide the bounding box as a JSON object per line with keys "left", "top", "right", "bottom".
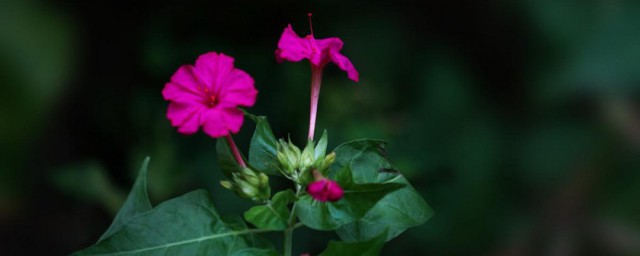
{"left": 98, "top": 157, "right": 151, "bottom": 242}
{"left": 332, "top": 140, "right": 434, "bottom": 242}
{"left": 221, "top": 215, "right": 277, "bottom": 250}
{"left": 244, "top": 189, "right": 296, "bottom": 230}
{"left": 231, "top": 248, "right": 280, "bottom": 256}
{"left": 295, "top": 167, "right": 403, "bottom": 231}
{"left": 314, "top": 130, "right": 328, "bottom": 160}
{"left": 247, "top": 115, "right": 280, "bottom": 175}
{"left": 216, "top": 138, "right": 244, "bottom": 178}
{"left": 319, "top": 230, "right": 387, "bottom": 256}
{"left": 73, "top": 190, "right": 273, "bottom": 256}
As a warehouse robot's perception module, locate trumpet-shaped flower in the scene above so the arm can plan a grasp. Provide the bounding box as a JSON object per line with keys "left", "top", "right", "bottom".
{"left": 275, "top": 24, "right": 359, "bottom": 82}
{"left": 162, "top": 52, "right": 258, "bottom": 138}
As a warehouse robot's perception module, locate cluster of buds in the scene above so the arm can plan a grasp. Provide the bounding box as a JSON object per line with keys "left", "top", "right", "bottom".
{"left": 276, "top": 139, "right": 336, "bottom": 184}
{"left": 276, "top": 139, "right": 303, "bottom": 178}
{"left": 220, "top": 167, "right": 270, "bottom": 203}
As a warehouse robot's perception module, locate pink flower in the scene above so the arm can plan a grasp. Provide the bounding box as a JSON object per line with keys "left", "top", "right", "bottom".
{"left": 307, "top": 179, "right": 344, "bottom": 202}
{"left": 162, "top": 52, "right": 258, "bottom": 138}
{"left": 275, "top": 24, "right": 359, "bottom": 82}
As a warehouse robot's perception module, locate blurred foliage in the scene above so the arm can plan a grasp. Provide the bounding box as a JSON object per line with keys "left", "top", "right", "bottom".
{"left": 1, "top": 0, "right": 640, "bottom": 255}
{"left": 0, "top": 0, "right": 74, "bottom": 212}
{"left": 51, "top": 161, "right": 125, "bottom": 215}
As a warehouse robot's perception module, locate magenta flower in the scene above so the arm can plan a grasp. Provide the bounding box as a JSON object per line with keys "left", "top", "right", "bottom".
{"left": 275, "top": 24, "right": 359, "bottom": 82}
{"left": 275, "top": 15, "right": 360, "bottom": 140}
{"left": 307, "top": 179, "right": 344, "bottom": 202}
{"left": 162, "top": 52, "right": 258, "bottom": 138}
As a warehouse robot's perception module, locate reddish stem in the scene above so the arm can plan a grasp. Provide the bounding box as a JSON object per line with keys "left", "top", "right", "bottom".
{"left": 225, "top": 135, "right": 246, "bottom": 167}
{"left": 308, "top": 65, "right": 323, "bottom": 140}
{"left": 312, "top": 169, "right": 325, "bottom": 181}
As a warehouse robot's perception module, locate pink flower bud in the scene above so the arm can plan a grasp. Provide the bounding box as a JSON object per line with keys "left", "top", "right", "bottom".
{"left": 306, "top": 179, "right": 344, "bottom": 202}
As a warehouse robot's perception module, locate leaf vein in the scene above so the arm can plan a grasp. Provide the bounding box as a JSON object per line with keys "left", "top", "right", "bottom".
{"left": 94, "top": 229, "right": 266, "bottom": 256}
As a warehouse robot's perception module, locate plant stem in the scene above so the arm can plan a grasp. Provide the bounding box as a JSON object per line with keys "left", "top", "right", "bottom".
{"left": 308, "top": 65, "right": 324, "bottom": 140}
{"left": 284, "top": 203, "right": 298, "bottom": 256}
{"left": 225, "top": 134, "right": 246, "bottom": 167}
{"left": 284, "top": 225, "right": 293, "bottom": 256}
{"left": 284, "top": 188, "right": 304, "bottom": 256}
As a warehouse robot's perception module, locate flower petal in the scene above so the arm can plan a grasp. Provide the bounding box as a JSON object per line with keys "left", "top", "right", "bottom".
{"left": 167, "top": 102, "right": 204, "bottom": 135}
{"left": 329, "top": 51, "right": 359, "bottom": 82}
{"left": 162, "top": 82, "right": 203, "bottom": 104}
{"left": 164, "top": 65, "right": 204, "bottom": 100}
{"left": 307, "top": 180, "right": 325, "bottom": 194}
{"left": 326, "top": 180, "right": 344, "bottom": 202}
{"left": 221, "top": 107, "right": 245, "bottom": 134}
{"left": 316, "top": 37, "right": 343, "bottom": 53}
{"left": 194, "top": 52, "right": 235, "bottom": 94}
{"left": 202, "top": 108, "right": 229, "bottom": 138}
{"left": 219, "top": 69, "right": 258, "bottom": 107}
{"left": 313, "top": 37, "right": 343, "bottom": 66}
{"left": 276, "top": 24, "right": 311, "bottom": 63}
{"left": 307, "top": 180, "right": 329, "bottom": 202}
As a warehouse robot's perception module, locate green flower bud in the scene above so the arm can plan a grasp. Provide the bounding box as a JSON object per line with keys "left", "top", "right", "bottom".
{"left": 219, "top": 167, "right": 270, "bottom": 203}
{"left": 300, "top": 141, "right": 315, "bottom": 171}
{"left": 240, "top": 167, "right": 260, "bottom": 186}
{"left": 277, "top": 151, "right": 293, "bottom": 175}
{"left": 256, "top": 172, "right": 271, "bottom": 201}
{"left": 259, "top": 172, "right": 269, "bottom": 184}
{"left": 220, "top": 180, "right": 234, "bottom": 190}
{"left": 319, "top": 151, "right": 336, "bottom": 171}
{"left": 277, "top": 138, "right": 303, "bottom": 178}
{"left": 286, "top": 140, "right": 301, "bottom": 169}
{"left": 237, "top": 179, "right": 258, "bottom": 196}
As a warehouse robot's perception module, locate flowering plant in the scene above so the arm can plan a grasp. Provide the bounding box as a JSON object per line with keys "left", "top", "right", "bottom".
{"left": 73, "top": 15, "right": 433, "bottom": 256}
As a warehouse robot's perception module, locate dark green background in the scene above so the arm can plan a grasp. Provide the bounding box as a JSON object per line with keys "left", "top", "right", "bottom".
{"left": 1, "top": 0, "right": 639, "bottom": 255}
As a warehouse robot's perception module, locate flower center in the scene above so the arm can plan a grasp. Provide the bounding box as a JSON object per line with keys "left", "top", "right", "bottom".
{"left": 305, "top": 35, "right": 318, "bottom": 54}
{"left": 207, "top": 95, "right": 217, "bottom": 107}
{"left": 198, "top": 86, "right": 218, "bottom": 108}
